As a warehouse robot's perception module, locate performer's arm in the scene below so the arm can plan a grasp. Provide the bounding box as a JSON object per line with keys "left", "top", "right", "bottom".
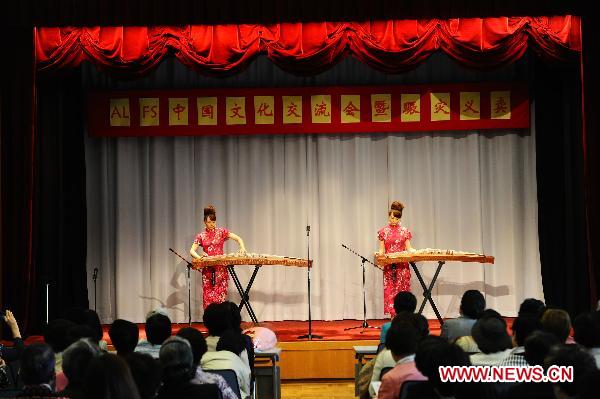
{"left": 405, "top": 239, "right": 415, "bottom": 252}
{"left": 229, "top": 232, "right": 247, "bottom": 253}
{"left": 190, "top": 242, "right": 205, "bottom": 259}
{"left": 378, "top": 240, "right": 385, "bottom": 255}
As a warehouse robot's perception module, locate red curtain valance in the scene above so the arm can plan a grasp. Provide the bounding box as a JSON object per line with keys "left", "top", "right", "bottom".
{"left": 36, "top": 16, "right": 581, "bottom": 76}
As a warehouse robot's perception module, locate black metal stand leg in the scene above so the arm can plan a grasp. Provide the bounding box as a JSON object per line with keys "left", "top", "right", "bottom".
{"left": 228, "top": 265, "right": 260, "bottom": 324}
{"left": 410, "top": 261, "right": 445, "bottom": 325}
{"left": 345, "top": 259, "right": 380, "bottom": 332}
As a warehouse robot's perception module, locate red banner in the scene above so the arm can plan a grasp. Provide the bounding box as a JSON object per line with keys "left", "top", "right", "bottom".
{"left": 88, "top": 83, "right": 529, "bottom": 136}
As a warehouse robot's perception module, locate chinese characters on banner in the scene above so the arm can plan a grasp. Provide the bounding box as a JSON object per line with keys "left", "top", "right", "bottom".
{"left": 94, "top": 84, "right": 528, "bottom": 136}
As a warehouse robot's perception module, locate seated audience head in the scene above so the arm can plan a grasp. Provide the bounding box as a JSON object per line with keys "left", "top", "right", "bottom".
{"left": 159, "top": 336, "right": 195, "bottom": 384}
{"left": 81, "top": 309, "right": 104, "bottom": 344}
{"left": 415, "top": 336, "right": 470, "bottom": 397}
{"left": 176, "top": 327, "right": 208, "bottom": 366}
{"left": 386, "top": 318, "right": 420, "bottom": 360}
{"left": 62, "top": 338, "right": 101, "bottom": 388}
{"left": 511, "top": 315, "right": 543, "bottom": 347}
{"left": 573, "top": 311, "right": 600, "bottom": 349}
{"left": 460, "top": 290, "right": 485, "bottom": 319}
{"left": 545, "top": 344, "right": 598, "bottom": 399}
{"left": 43, "top": 318, "right": 77, "bottom": 353}
{"left": 471, "top": 315, "right": 511, "bottom": 354}
{"left": 20, "top": 343, "right": 56, "bottom": 386}
{"left": 216, "top": 329, "right": 246, "bottom": 356}
{"left": 109, "top": 319, "right": 140, "bottom": 355}
{"left": 83, "top": 353, "right": 141, "bottom": 399}
{"left": 541, "top": 308, "right": 571, "bottom": 343}
{"left": 392, "top": 311, "right": 429, "bottom": 340}
{"left": 518, "top": 298, "right": 546, "bottom": 319}
{"left": 222, "top": 301, "right": 243, "bottom": 332}
{"left": 145, "top": 310, "right": 172, "bottom": 346}
{"left": 123, "top": 353, "right": 161, "bottom": 399}
{"left": 393, "top": 291, "right": 417, "bottom": 314}
{"left": 524, "top": 330, "right": 560, "bottom": 367}
{"left": 68, "top": 324, "right": 97, "bottom": 344}
{"left": 203, "top": 302, "right": 230, "bottom": 336}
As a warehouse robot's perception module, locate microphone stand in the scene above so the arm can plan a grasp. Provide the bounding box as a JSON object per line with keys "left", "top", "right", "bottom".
{"left": 92, "top": 268, "right": 99, "bottom": 312}
{"left": 169, "top": 248, "right": 193, "bottom": 325}
{"left": 298, "top": 225, "right": 322, "bottom": 340}
{"left": 341, "top": 243, "right": 380, "bottom": 332}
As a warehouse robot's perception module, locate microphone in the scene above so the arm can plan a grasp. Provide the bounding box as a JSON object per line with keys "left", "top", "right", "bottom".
{"left": 306, "top": 225, "right": 310, "bottom": 236}
{"left": 341, "top": 243, "right": 348, "bottom": 249}
{"left": 92, "top": 268, "right": 99, "bottom": 281}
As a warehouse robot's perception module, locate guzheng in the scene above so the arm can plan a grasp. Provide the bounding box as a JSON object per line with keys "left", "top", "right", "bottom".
{"left": 191, "top": 252, "right": 312, "bottom": 270}
{"left": 374, "top": 248, "right": 494, "bottom": 266}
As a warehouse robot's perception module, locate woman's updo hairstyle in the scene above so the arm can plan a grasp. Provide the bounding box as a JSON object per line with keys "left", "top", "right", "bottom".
{"left": 389, "top": 201, "right": 404, "bottom": 218}
{"left": 203, "top": 205, "right": 217, "bottom": 222}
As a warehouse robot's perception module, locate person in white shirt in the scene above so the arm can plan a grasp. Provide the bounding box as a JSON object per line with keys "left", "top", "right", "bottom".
{"left": 201, "top": 329, "right": 251, "bottom": 399}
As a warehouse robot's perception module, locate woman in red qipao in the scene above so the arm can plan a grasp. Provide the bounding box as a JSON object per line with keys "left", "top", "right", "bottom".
{"left": 190, "top": 205, "right": 247, "bottom": 309}
{"left": 377, "top": 201, "right": 415, "bottom": 316}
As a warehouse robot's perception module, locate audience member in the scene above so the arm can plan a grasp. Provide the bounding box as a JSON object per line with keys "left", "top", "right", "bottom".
{"left": 370, "top": 312, "right": 428, "bottom": 396}
{"left": 506, "top": 330, "right": 561, "bottom": 399}
{"left": 109, "top": 319, "right": 140, "bottom": 356}
{"left": 470, "top": 313, "right": 512, "bottom": 365}
{"left": 379, "top": 291, "right": 417, "bottom": 344}
{"left": 123, "top": 352, "right": 161, "bottom": 399}
{"left": 83, "top": 353, "right": 141, "bottom": 399}
{"left": 541, "top": 308, "right": 571, "bottom": 343}
{"left": 62, "top": 308, "right": 108, "bottom": 350}
{"left": 202, "top": 329, "right": 251, "bottom": 399}
{"left": 0, "top": 310, "right": 24, "bottom": 363}
{"left": 376, "top": 318, "right": 427, "bottom": 399}
{"left": 157, "top": 336, "right": 220, "bottom": 399}
{"left": 499, "top": 316, "right": 543, "bottom": 367}
{"left": 56, "top": 338, "right": 101, "bottom": 399}
{"left": 545, "top": 344, "right": 598, "bottom": 399}
{"left": 573, "top": 310, "right": 600, "bottom": 367}
{"left": 440, "top": 290, "right": 485, "bottom": 343}
{"left": 415, "top": 336, "right": 487, "bottom": 398}
{"left": 43, "top": 318, "right": 77, "bottom": 373}
{"left": 203, "top": 303, "right": 231, "bottom": 351}
{"left": 135, "top": 309, "right": 172, "bottom": 358}
{"left": 17, "top": 343, "right": 61, "bottom": 399}
{"left": 518, "top": 298, "right": 546, "bottom": 319}
{"left": 177, "top": 327, "right": 238, "bottom": 399}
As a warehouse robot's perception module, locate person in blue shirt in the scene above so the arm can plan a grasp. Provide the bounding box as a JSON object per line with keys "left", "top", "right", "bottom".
{"left": 380, "top": 292, "right": 417, "bottom": 345}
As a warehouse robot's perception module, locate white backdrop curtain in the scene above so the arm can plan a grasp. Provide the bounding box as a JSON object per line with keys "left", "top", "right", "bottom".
{"left": 84, "top": 55, "right": 543, "bottom": 323}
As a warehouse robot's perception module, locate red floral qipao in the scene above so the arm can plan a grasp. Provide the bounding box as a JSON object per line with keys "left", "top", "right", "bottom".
{"left": 377, "top": 224, "right": 412, "bottom": 316}
{"left": 194, "top": 227, "right": 230, "bottom": 309}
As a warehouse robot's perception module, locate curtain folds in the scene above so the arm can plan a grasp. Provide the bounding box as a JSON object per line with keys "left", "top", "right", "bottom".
{"left": 36, "top": 17, "right": 581, "bottom": 76}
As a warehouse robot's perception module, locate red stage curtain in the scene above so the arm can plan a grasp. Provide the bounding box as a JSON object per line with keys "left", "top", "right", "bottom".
{"left": 36, "top": 16, "right": 580, "bottom": 75}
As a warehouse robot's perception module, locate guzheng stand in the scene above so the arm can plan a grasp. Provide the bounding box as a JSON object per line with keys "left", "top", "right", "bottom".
{"left": 375, "top": 251, "right": 494, "bottom": 327}
{"left": 228, "top": 264, "right": 261, "bottom": 324}
{"left": 409, "top": 261, "right": 445, "bottom": 325}
{"left": 192, "top": 254, "right": 312, "bottom": 325}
